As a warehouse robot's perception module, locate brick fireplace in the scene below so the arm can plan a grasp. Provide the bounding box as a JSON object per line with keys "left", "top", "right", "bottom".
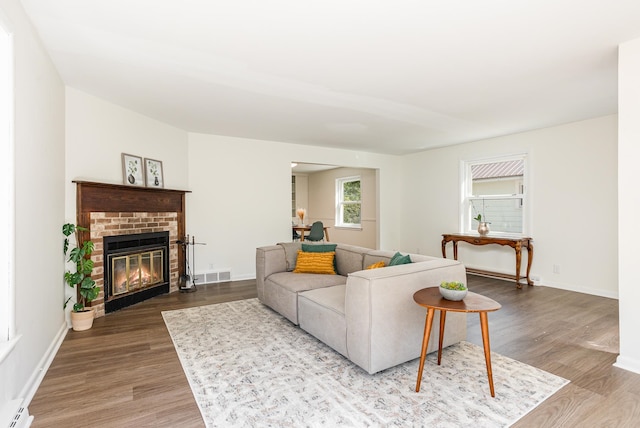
{"left": 74, "top": 181, "right": 189, "bottom": 318}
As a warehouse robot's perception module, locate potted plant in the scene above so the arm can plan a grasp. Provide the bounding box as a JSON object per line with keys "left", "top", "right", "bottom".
{"left": 63, "top": 223, "right": 100, "bottom": 331}
{"left": 474, "top": 214, "right": 491, "bottom": 236}
{"left": 439, "top": 281, "right": 468, "bottom": 301}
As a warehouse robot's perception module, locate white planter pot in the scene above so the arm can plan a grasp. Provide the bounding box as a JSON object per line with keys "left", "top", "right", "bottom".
{"left": 70, "top": 308, "right": 95, "bottom": 331}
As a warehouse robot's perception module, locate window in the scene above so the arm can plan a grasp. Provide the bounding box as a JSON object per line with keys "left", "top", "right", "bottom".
{"left": 336, "top": 176, "right": 361, "bottom": 227}
{"left": 461, "top": 154, "right": 528, "bottom": 235}
{"left": 0, "top": 15, "right": 15, "bottom": 355}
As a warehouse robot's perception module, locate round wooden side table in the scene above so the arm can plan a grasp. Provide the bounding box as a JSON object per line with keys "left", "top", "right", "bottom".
{"left": 413, "top": 287, "right": 501, "bottom": 397}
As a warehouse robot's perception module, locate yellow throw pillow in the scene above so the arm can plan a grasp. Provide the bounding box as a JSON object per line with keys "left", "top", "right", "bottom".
{"left": 366, "top": 261, "right": 385, "bottom": 270}
{"left": 293, "top": 250, "right": 336, "bottom": 275}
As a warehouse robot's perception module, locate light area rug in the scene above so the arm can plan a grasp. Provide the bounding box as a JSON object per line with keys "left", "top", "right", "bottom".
{"left": 162, "top": 298, "right": 568, "bottom": 428}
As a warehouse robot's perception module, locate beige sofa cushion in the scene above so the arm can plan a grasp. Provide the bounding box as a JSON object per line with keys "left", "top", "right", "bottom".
{"left": 264, "top": 272, "right": 347, "bottom": 324}
{"left": 277, "top": 242, "right": 302, "bottom": 271}
{"left": 298, "top": 285, "right": 347, "bottom": 357}
{"left": 335, "top": 244, "right": 367, "bottom": 275}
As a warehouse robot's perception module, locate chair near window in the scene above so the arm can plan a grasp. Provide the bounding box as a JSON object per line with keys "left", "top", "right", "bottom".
{"left": 305, "top": 221, "right": 325, "bottom": 242}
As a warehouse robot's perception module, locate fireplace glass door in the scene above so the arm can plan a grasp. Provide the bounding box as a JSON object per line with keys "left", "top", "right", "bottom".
{"left": 111, "top": 250, "right": 164, "bottom": 296}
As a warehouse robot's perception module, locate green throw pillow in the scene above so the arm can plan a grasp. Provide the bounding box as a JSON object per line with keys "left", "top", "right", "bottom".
{"left": 389, "top": 251, "right": 402, "bottom": 264}
{"left": 389, "top": 251, "right": 412, "bottom": 266}
{"left": 302, "top": 243, "right": 337, "bottom": 253}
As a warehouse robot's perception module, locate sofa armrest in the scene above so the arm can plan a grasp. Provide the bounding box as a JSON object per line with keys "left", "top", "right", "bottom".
{"left": 256, "top": 245, "right": 287, "bottom": 301}
{"left": 345, "top": 259, "right": 467, "bottom": 374}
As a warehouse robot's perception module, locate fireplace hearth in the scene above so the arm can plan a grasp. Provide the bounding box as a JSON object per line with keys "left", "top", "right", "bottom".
{"left": 103, "top": 231, "right": 170, "bottom": 313}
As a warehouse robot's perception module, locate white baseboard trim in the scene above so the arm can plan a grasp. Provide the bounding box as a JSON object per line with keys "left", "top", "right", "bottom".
{"left": 20, "top": 322, "right": 68, "bottom": 406}
{"left": 614, "top": 355, "right": 640, "bottom": 375}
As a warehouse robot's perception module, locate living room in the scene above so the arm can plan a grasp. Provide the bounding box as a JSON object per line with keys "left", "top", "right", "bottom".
{"left": 1, "top": 0, "right": 640, "bottom": 426}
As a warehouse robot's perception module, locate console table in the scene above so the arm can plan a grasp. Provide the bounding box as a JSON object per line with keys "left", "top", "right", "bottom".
{"left": 441, "top": 233, "right": 534, "bottom": 288}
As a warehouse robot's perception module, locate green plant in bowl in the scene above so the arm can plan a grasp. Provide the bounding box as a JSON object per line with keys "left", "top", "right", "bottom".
{"left": 440, "top": 281, "right": 467, "bottom": 291}
{"left": 439, "top": 281, "right": 468, "bottom": 300}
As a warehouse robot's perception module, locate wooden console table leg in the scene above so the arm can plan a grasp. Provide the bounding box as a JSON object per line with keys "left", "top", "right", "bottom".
{"left": 479, "top": 311, "right": 496, "bottom": 397}
{"left": 514, "top": 241, "right": 523, "bottom": 289}
{"left": 441, "top": 239, "right": 447, "bottom": 258}
{"left": 526, "top": 242, "right": 534, "bottom": 286}
{"left": 416, "top": 308, "right": 435, "bottom": 392}
{"left": 453, "top": 241, "right": 458, "bottom": 260}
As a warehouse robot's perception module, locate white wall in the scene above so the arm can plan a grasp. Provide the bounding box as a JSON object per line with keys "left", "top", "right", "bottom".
{"left": 0, "top": 0, "right": 65, "bottom": 408}
{"left": 616, "top": 38, "right": 640, "bottom": 373}
{"left": 187, "top": 133, "right": 402, "bottom": 279}
{"left": 401, "top": 115, "right": 618, "bottom": 298}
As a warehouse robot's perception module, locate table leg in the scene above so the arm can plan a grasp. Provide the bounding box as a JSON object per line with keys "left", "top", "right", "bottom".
{"left": 441, "top": 239, "right": 447, "bottom": 258}
{"left": 415, "top": 308, "right": 435, "bottom": 392}
{"left": 453, "top": 241, "right": 458, "bottom": 260}
{"left": 299, "top": 233, "right": 305, "bottom": 242}
{"left": 479, "top": 311, "right": 496, "bottom": 397}
{"left": 526, "top": 242, "right": 534, "bottom": 286}
{"left": 437, "top": 310, "right": 446, "bottom": 365}
{"left": 514, "top": 242, "right": 523, "bottom": 289}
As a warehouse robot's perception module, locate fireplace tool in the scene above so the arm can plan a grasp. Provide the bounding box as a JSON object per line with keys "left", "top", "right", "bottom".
{"left": 178, "top": 234, "right": 206, "bottom": 293}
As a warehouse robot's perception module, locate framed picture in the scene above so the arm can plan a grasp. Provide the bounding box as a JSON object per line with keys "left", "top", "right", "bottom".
{"left": 121, "top": 153, "right": 144, "bottom": 186}
{"left": 144, "top": 158, "right": 164, "bottom": 188}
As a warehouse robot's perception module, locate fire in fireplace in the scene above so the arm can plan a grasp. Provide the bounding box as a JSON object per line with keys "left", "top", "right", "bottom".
{"left": 103, "top": 231, "right": 170, "bottom": 313}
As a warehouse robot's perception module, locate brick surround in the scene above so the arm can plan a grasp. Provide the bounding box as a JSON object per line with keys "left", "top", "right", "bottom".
{"left": 89, "top": 212, "right": 179, "bottom": 318}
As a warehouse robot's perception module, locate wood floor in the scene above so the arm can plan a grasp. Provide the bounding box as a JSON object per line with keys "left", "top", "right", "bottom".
{"left": 29, "top": 276, "right": 640, "bottom": 427}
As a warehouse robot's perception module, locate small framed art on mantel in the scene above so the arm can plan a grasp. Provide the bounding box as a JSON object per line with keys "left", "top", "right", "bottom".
{"left": 144, "top": 158, "right": 164, "bottom": 188}
{"left": 121, "top": 153, "right": 144, "bottom": 186}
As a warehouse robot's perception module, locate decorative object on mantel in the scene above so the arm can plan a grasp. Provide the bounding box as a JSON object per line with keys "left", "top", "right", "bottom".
{"left": 296, "top": 207, "right": 306, "bottom": 226}
{"left": 474, "top": 214, "right": 491, "bottom": 236}
{"left": 439, "top": 281, "right": 468, "bottom": 301}
{"left": 121, "top": 153, "right": 144, "bottom": 186}
{"left": 144, "top": 158, "right": 164, "bottom": 188}
{"left": 63, "top": 223, "right": 100, "bottom": 331}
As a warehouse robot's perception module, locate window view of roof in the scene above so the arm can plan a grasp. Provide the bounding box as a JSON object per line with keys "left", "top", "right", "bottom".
{"left": 471, "top": 160, "right": 524, "bottom": 180}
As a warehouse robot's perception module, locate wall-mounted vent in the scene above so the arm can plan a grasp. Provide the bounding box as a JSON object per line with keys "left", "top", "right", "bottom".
{"left": 194, "top": 270, "right": 231, "bottom": 284}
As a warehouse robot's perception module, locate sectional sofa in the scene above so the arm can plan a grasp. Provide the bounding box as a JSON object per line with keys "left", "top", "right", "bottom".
{"left": 255, "top": 242, "right": 468, "bottom": 374}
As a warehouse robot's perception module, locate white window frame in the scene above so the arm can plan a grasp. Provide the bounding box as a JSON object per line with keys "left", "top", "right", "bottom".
{"left": 0, "top": 12, "right": 17, "bottom": 363}
{"left": 459, "top": 153, "right": 529, "bottom": 236}
{"left": 335, "top": 175, "right": 361, "bottom": 228}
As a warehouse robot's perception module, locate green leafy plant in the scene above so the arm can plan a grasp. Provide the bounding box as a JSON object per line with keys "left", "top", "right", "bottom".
{"left": 63, "top": 223, "right": 99, "bottom": 312}
{"left": 474, "top": 214, "right": 483, "bottom": 222}
{"left": 440, "top": 281, "right": 467, "bottom": 291}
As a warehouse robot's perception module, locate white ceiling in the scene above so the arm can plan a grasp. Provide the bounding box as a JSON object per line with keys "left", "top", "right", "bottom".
{"left": 19, "top": 0, "right": 640, "bottom": 155}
